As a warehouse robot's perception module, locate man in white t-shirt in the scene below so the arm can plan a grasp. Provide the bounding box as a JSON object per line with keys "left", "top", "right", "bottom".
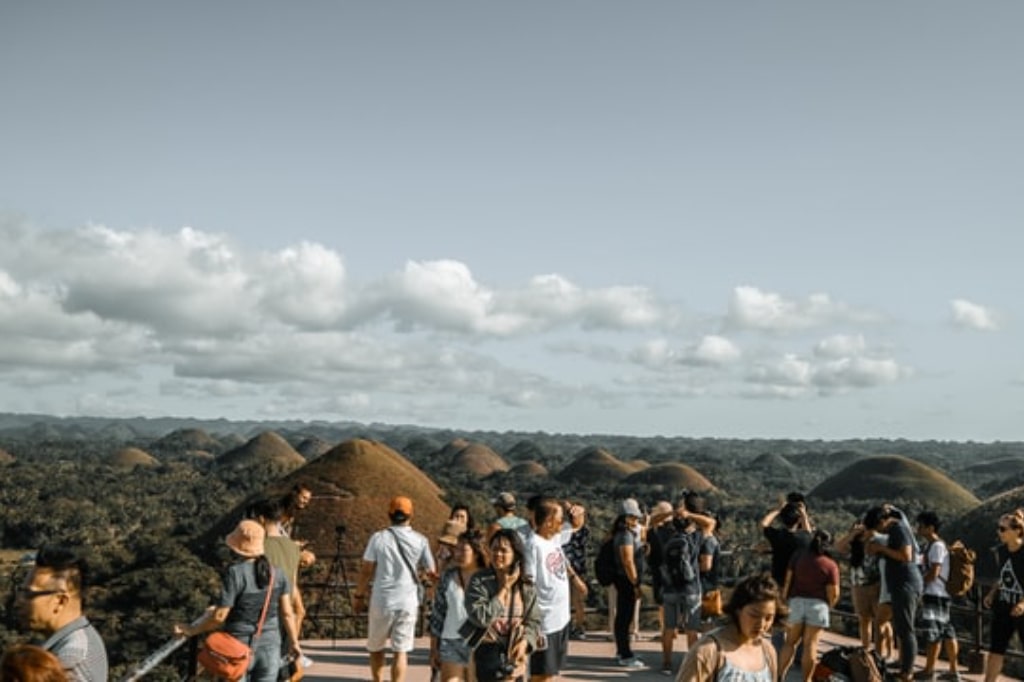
{"left": 915, "top": 510, "right": 960, "bottom": 682}
{"left": 524, "top": 496, "right": 578, "bottom": 681}
{"left": 355, "top": 496, "right": 437, "bottom": 682}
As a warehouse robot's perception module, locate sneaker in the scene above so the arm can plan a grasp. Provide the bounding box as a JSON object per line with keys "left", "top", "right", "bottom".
{"left": 617, "top": 657, "right": 648, "bottom": 669}
{"left": 913, "top": 671, "right": 935, "bottom": 681}
{"left": 569, "top": 626, "right": 587, "bottom": 641}
{"left": 661, "top": 663, "right": 674, "bottom": 676}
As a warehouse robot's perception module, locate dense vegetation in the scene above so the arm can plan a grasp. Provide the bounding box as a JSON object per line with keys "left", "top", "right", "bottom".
{"left": 1, "top": 414, "right": 1021, "bottom": 680}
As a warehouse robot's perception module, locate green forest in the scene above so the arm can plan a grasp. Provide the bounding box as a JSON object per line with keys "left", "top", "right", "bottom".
{"left": 1, "top": 413, "right": 1022, "bottom": 680}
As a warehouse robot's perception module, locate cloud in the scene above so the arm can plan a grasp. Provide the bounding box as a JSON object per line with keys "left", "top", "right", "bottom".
{"left": 745, "top": 348, "right": 910, "bottom": 396}
{"left": 726, "top": 286, "right": 876, "bottom": 332}
{"left": 950, "top": 298, "right": 1000, "bottom": 331}
{"left": 814, "top": 334, "right": 866, "bottom": 358}
{"left": 359, "top": 265, "right": 666, "bottom": 336}
{"left": 627, "top": 334, "right": 740, "bottom": 369}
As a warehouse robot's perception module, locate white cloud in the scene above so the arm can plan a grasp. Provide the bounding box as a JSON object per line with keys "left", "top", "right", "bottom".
{"left": 691, "top": 335, "right": 741, "bottom": 365}
{"left": 950, "top": 298, "right": 1000, "bottom": 331}
{"left": 726, "top": 286, "right": 875, "bottom": 332}
{"left": 814, "top": 333, "right": 866, "bottom": 358}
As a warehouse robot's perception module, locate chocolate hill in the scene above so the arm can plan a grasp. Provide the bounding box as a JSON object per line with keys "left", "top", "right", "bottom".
{"left": 109, "top": 446, "right": 159, "bottom": 468}
{"left": 751, "top": 452, "right": 797, "bottom": 475}
{"left": 213, "top": 431, "right": 306, "bottom": 472}
{"left": 621, "top": 462, "right": 716, "bottom": 492}
{"left": 506, "top": 461, "right": 549, "bottom": 477}
{"left": 296, "top": 437, "right": 334, "bottom": 460}
{"left": 557, "top": 447, "right": 647, "bottom": 484}
{"left": 960, "top": 456, "right": 1024, "bottom": 476}
{"left": 443, "top": 439, "right": 510, "bottom": 478}
{"left": 196, "top": 439, "right": 450, "bottom": 566}
{"left": 152, "top": 428, "right": 223, "bottom": 454}
{"left": 809, "top": 455, "right": 979, "bottom": 512}
{"left": 504, "top": 440, "right": 546, "bottom": 463}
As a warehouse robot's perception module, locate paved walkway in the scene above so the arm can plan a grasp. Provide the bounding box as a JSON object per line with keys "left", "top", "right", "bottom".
{"left": 298, "top": 630, "right": 987, "bottom": 681}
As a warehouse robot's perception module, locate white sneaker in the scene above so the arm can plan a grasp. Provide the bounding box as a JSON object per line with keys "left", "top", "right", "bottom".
{"left": 617, "top": 657, "right": 648, "bottom": 669}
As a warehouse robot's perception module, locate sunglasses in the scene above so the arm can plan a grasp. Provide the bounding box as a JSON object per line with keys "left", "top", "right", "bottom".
{"left": 999, "top": 524, "right": 1020, "bottom": 532}
{"left": 17, "top": 588, "right": 65, "bottom": 600}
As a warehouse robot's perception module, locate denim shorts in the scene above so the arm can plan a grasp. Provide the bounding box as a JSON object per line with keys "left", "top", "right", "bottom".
{"left": 787, "top": 597, "right": 830, "bottom": 628}
{"left": 439, "top": 637, "right": 472, "bottom": 665}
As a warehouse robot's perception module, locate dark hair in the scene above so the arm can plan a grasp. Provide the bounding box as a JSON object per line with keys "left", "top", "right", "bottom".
{"left": 779, "top": 503, "right": 802, "bottom": 528}
{"left": 724, "top": 573, "right": 785, "bottom": 625}
{"left": 786, "top": 492, "right": 806, "bottom": 505}
{"left": 683, "top": 492, "right": 706, "bottom": 514}
{"left": 489, "top": 528, "right": 526, "bottom": 574}
{"left": 916, "top": 510, "right": 941, "bottom": 530}
{"left": 533, "top": 496, "right": 562, "bottom": 527}
{"left": 33, "top": 546, "right": 87, "bottom": 596}
{"left": 863, "top": 506, "right": 887, "bottom": 531}
{"left": 459, "top": 529, "right": 488, "bottom": 569}
{"left": 282, "top": 483, "right": 312, "bottom": 511}
{"left": 809, "top": 529, "right": 832, "bottom": 555}
{"left": 1, "top": 644, "right": 68, "bottom": 682}
{"left": 450, "top": 503, "right": 475, "bottom": 530}
{"left": 251, "top": 497, "right": 285, "bottom": 523}
{"left": 254, "top": 555, "right": 273, "bottom": 590}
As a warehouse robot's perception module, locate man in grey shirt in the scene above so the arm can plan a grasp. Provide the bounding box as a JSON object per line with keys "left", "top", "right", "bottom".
{"left": 18, "top": 545, "right": 108, "bottom": 682}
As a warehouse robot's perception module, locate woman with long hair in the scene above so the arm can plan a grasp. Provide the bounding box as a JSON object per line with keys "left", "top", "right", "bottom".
{"left": 429, "top": 529, "right": 488, "bottom": 682}
{"left": 835, "top": 514, "right": 884, "bottom": 652}
{"left": 779, "top": 530, "right": 840, "bottom": 682}
{"left": 676, "top": 572, "right": 781, "bottom": 682}
{"left": 464, "top": 528, "right": 541, "bottom": 682}
{"left": 173, "top": 520, "right": 301, "bottom": 682}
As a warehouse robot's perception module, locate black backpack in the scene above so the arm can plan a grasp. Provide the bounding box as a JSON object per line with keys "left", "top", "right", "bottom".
{"left": 659, "top": 528, "right": 698, "bottom": 590}
{"left": 594, "top": 538, "right": 617, "bottom": 586}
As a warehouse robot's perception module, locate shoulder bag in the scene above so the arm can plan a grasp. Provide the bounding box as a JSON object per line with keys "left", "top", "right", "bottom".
{"left": 198, "top": 566, "right": 276, "bottom": 682}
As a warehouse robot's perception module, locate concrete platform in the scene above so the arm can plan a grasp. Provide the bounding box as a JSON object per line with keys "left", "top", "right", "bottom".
{"left": 297, "top": 629, "right": 988, "bottom": 681}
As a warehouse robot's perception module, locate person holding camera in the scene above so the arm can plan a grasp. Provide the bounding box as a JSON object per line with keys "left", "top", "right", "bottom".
{"left": 464, "top": 528, "right": 541, "bottom": 681}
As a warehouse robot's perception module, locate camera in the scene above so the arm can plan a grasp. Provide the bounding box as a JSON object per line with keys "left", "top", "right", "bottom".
{"left": 335, "top": 524, "right": 347, "bottom": 535}
{"left": 486, "top": 655, "right": 515, "bottom": 680}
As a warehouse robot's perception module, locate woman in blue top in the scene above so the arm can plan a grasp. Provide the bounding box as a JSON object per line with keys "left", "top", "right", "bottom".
{"left": 174, "top": 520, "right": 301, "bottom": 682}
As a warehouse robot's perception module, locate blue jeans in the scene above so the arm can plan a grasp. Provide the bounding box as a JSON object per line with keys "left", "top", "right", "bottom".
{"left": 890, "top": 582, "right": 921, "bottom": 675}
{"left": 246, "top": 629, "right": 282, "bottom": 682}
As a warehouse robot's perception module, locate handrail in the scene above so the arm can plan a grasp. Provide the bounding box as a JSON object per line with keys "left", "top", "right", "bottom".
{"left": 119, "top": 611, "right": 208, "bottom": 682}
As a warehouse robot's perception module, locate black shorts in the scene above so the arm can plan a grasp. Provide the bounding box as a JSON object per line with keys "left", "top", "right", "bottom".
{"left": 529, "top": 623, "right": 569, "bottom": 675}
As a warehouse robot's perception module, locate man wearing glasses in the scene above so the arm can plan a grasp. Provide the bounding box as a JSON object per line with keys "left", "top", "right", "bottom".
{"left": 18, "top": 545, "right": 108, "bottom": 682}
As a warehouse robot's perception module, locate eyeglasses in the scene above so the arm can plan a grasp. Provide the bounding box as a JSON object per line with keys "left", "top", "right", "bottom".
{"left": 16, "top": 588, "right": 65, "bottom": 600}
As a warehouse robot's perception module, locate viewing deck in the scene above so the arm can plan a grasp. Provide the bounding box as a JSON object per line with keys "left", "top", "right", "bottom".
{"left": 297, "top": 629, "right": 988, "bottom": 682}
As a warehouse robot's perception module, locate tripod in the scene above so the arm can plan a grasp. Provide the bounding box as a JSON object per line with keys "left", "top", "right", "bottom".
{"left": 308, "top": 525, "right": 353, "bottom": 645}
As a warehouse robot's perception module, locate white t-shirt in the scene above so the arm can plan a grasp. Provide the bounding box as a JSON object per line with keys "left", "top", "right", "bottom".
{"left": 923, "top": 539, "right": 951, "bottom": 598}
{"left": 441, "top": 575, "right": 469, "bottom": 639}
{"left": 362, "top": 525, "right": 435, "bottom": 611}
{"left": 524, "top": 532, "right": 571, "bottom": 634}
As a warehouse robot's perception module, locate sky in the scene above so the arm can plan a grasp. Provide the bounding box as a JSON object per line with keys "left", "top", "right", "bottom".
{"left": 1, "top": 2, "right": 1022, "bottom": 441}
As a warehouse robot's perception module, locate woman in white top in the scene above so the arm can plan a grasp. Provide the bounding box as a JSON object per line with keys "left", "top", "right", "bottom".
{"left": 428, "top": 529, "right": 487, "bottom": 682}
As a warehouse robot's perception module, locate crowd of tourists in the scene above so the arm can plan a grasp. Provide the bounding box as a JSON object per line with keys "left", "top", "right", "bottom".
{"left": 6, "top": 485, "right": 1024, "bottom": 682}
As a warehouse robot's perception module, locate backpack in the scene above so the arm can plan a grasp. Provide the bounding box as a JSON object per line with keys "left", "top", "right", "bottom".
{"left": 594, "top": 538, "right": 617, "bottom": 586}
{"left": 659, "top": 527, "right": 698, "bottom": 590}
{"left": 943, "top": 540, "right": 976, "bottom": 597}
{"left": 849, "top": 647, "right": 885, "bottom": 682}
